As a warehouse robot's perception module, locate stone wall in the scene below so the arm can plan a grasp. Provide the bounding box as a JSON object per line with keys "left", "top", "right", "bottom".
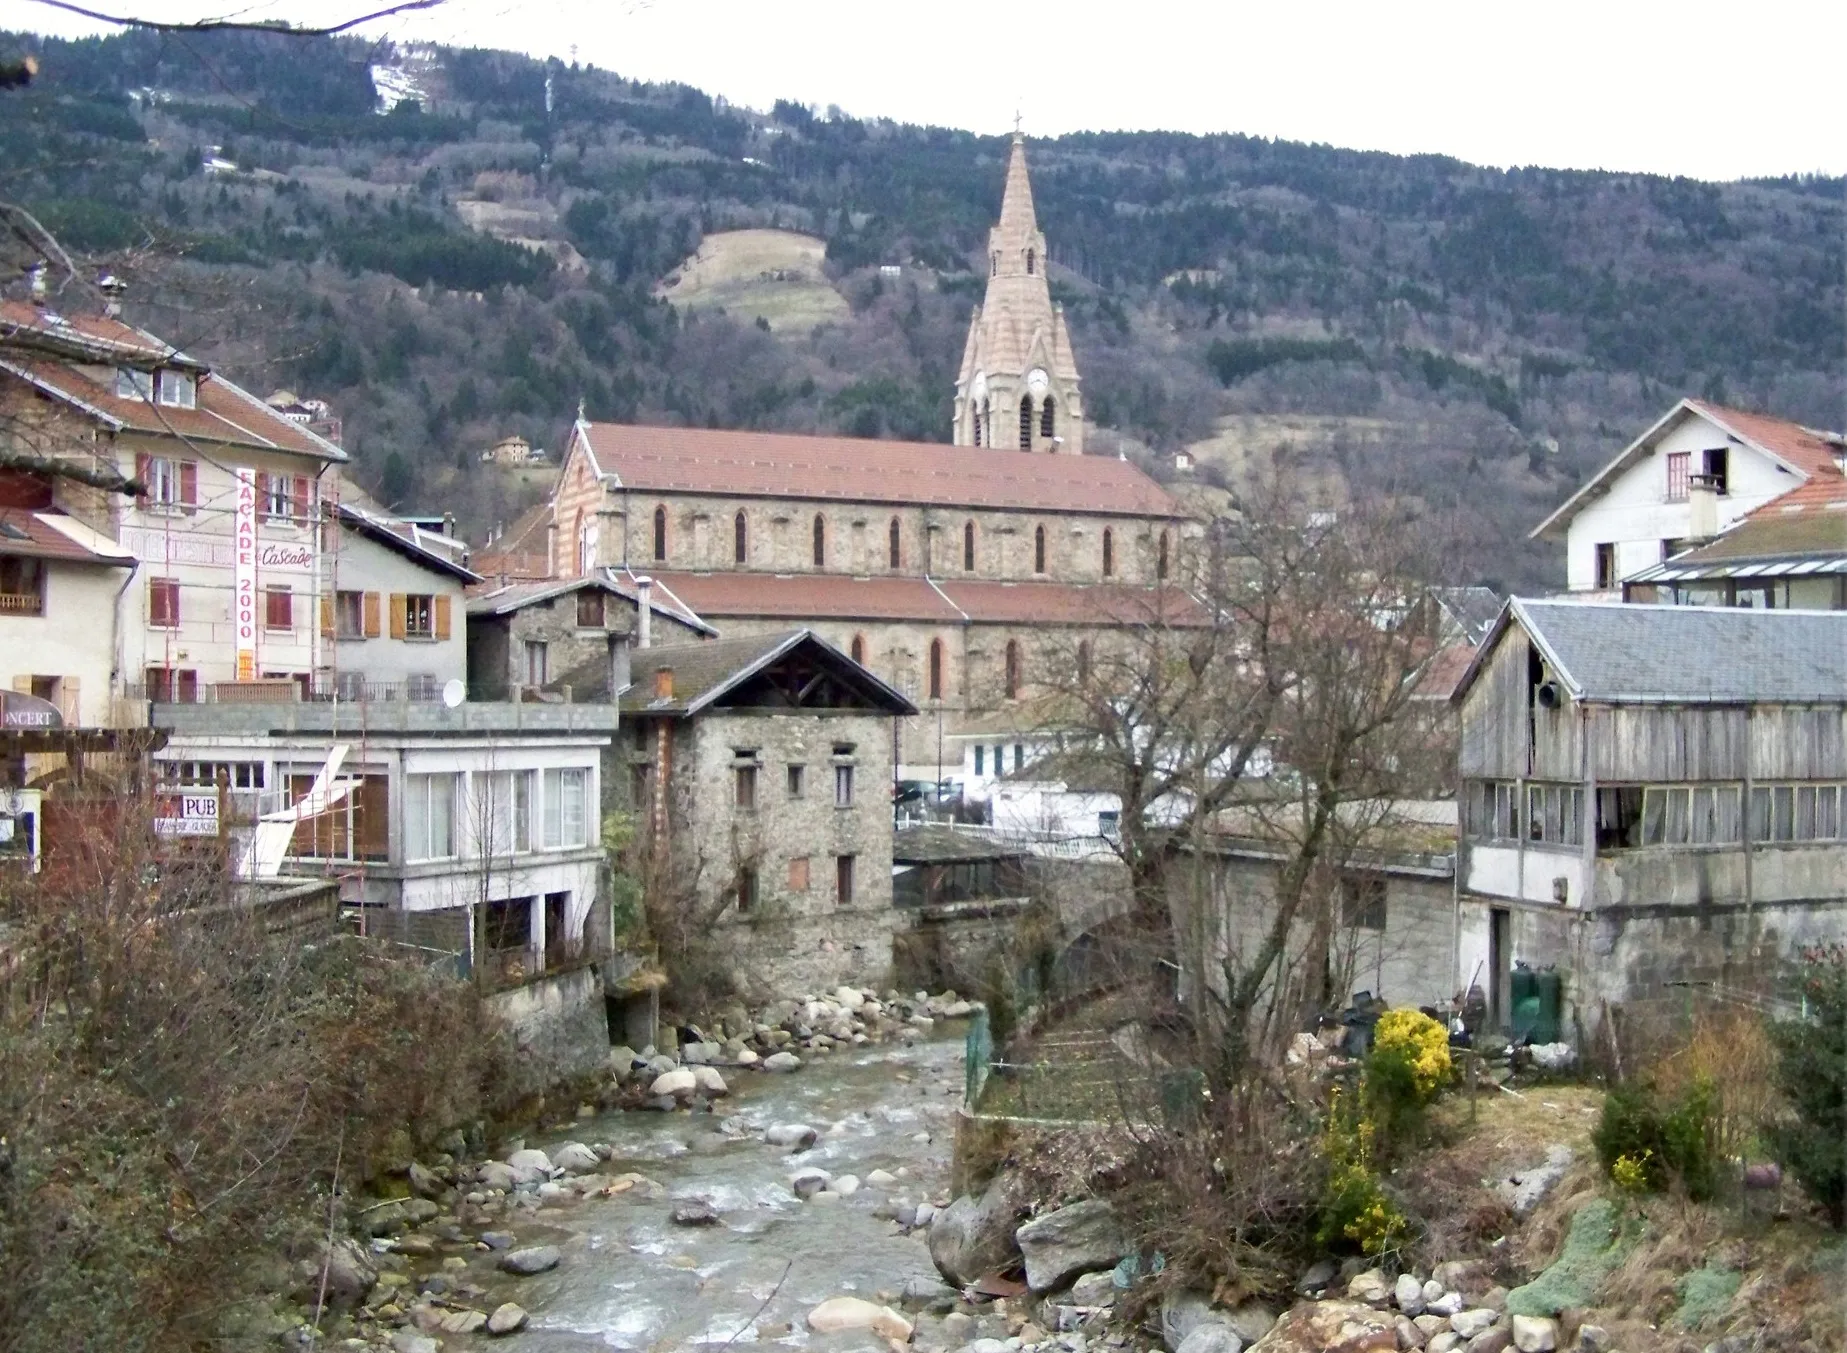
{"left": 483, "top": 965, "right": 610, "bottom": 1099}
{"left": 631, "top": 706, "right": 901, "bottom": 998}
{"left": 589, "top": 490, "right": 1184, "bottom": 588}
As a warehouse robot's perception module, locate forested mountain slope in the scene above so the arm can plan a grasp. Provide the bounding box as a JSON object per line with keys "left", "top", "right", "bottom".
{"left": 4, "top": 28, "right": 1841, "bottom": 587}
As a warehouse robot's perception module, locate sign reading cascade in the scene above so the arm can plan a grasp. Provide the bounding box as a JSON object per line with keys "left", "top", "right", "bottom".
{"left": 234, "top": 467, "right": 257, "bottom": 680}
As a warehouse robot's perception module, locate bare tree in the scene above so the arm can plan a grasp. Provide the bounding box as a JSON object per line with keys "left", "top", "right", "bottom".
{"left": 1030, "top": 473, "right": 1453, "bottom": 1079}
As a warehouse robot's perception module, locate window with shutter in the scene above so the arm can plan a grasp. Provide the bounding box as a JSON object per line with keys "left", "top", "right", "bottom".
{"left": 363, "top": 591, "right": 382, "bottom": 638}
{"left": 264, "top": 586, "right": 293, "bottom": 632}
{"left": 179, "top": 461, "right": 198, "bottom": 512}
{"left": 433, "top": 594, "right": 452, "bottom": 640}
{"left": 388, "top": 593, "right": 408, "bottom": 640}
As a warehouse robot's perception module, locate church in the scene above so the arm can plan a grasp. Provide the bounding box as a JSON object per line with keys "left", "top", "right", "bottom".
{"left": 542, "top": 135, "right": 1195, "bottom": 779}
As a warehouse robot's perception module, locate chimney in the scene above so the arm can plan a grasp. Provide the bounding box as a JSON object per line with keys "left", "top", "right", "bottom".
{"left": 98, "top": 271, "right": 125, "bottom": 318}
{"left": 1688, "top": 475, "right": 1719, "bottom": 542}
{"left": 635, "top": 574, "right": 652, "bottom": 650}
{"left": 654, "top": 666, "right": 674, "bottom": 700}
{"left": 608, "top": 632, "right": 631, "bottom": 697}
{"left": 27, "top": 263, "right": 46, "bottom": 304}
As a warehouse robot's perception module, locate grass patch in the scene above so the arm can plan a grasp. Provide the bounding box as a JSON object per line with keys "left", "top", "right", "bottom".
{"left": 1673, "top": 1262, "right": 1741, "bottom": 1330}
{"left": 1505, "top": 1198, "right": 1638, "bottom": 1316}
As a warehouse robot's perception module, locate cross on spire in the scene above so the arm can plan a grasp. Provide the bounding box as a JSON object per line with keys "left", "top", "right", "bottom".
{"left": 1013, "top": 109, "right": 1022, "bottom": 135}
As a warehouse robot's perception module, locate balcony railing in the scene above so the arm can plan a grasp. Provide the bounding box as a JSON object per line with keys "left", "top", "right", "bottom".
{"left": 0, "top": 590, "right": 44, "bottom": 616}
{"left": 127, "top": 678, "right": 598, "bottom": 706}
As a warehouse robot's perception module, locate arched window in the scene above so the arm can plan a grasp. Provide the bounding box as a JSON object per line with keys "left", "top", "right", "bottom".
{"left": 1004, "top": 639, "right": 1021, "bottom": 699}
{"left": 1102, "top": 527, "right": 1114, "bottom": 578}
{"left": 1018, "top": 396, "right": 1033, "bottom": 450}
{"left": 572, "top": 508, "right": 585, "bottom": 575}
{"left": 652, "top": 505, "right": 667, "bottom": 562}
{"left": 1026, "top": 248, "right": 1035, "bottom": 275}
{"left": 1034, "top": 524, "right": 1046, "bottom": 574}
{"left": 1077, "top": 640, "right": 1092, "bottom": 684}
{"left": 928, "top": 639, "right": 944, "bottom": 700}
{"left": 734, "top": 510, "right": 748, "bottom": 565}
{"left": 850, "top": 634, "right": 866, "bottom": 665}
{"left": 888, "top": 516, "right": 902, "bottom": 569}
{"left": 1040, "top": 396, "right": 1055, "bottom": 439}
{"left": 963, "top": 520, "right": 976, "bottom": 571}
{"left": 972, "top": 405, "right": 982, "bottom": 447}
{"left": 1157, "top": 530, "right": 1170, "bottom": 581}
{"left": 812, "top": 513, "right": 826, "bottom": 568}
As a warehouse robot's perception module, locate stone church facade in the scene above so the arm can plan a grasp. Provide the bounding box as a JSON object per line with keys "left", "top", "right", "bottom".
{"left": 545, "top": 136, "right": 1195, "bottom": 776}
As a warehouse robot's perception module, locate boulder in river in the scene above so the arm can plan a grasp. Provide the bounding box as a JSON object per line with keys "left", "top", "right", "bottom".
{"left": 553, "top": 1142, "right": 601, "bottom": 1174}
{"left": 651, "top": 1067, "right": 699, "bottom": 1097}
{"left": 499, "top": 1245, "right": 561, "bottom": 1275}
{"left": 672, "top": 1197, "right": 721, "bottom": 1225}
{"left": 761, "top": 1051, "right": 803, "bottom": 1073}
{"left": 1177, "top": 1325, "right": 1243, "bottom": 1353}
{"left": 1015, "top": 1199, "right": 1128, "bottom": 1293}
{"left": 806, "top": 1296, "right": 913, "bottom": 1342}
{"left": 691, "top": 1065, "right": 729, "bottom": 1096}
{"left": 790, "top": 1166, "right": 833, "bottom": 1198}
{"left": 296, "top": 1236, "right": 376, "bottom": 1309}
{"left": 927, "top": 1176, "right": 1022, "bottom": 1285}
{"left": 391, "top": 1333, "right": 440, "bottom": 1353}
{"left": 476, "top": 1161, "right": 518, "bottom": 1193}
{"left": 766, "top": 1123, "right": 818, "bottom": 1150}
{"left": 506, "top": 1147, "right": 553, "bottom": 1178}
{"left": 487, "top": 1302, "right": 529, "bottom": 1335}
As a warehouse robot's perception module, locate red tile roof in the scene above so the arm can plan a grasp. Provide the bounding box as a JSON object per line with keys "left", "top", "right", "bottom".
{"left": 1684, "top": 399, "right": 1844, "bottom": 479}
{"left": 634, "top": 569, "right": 1207, "bottom": 627}
{"left": 0, "top": 509, "right": 134, "bottom": 565}
{"left": 0, "top": 302, "right": 344, "bottom": 462}
{"left": 576, "top": 421, "right": 1180, "bottom": 518}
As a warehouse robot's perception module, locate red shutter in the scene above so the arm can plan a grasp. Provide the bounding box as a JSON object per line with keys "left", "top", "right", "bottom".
{"left": 135, "top": 452, "right": 150, "bottom": 507}
{"left": 179, "top": 461, "right": 199, "bottom": 513}
{"left": 255, "top": 471, "right": 270, "bottom": 516}
{"left": 293, "top": 475, "right": 311, "bottom": 521}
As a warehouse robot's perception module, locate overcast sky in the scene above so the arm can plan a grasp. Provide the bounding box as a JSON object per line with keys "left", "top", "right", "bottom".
{"left": 22, "top": 0, "right": 1847, "bottom": 181}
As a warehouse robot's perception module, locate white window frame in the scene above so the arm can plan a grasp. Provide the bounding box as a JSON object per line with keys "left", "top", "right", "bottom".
{"left": 116, "top": 367, "right": 154, "bottom": 401}
{"left": 265, "top": 473, "right": 297, "bottom": 521}
{"left": 404, "top": 771, "right": 458, "bottom": 861}
{"left": 145, "top": 456, "right": 180, "bottom": 506}
{"left": 156, "top": 368, "right": 197, "bottom": 409}
{"left": 541, "top": 767, "right": 589, "bottom": 850}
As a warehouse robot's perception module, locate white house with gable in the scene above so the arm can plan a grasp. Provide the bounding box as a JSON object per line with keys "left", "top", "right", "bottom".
{"left": 1532, "top": 399, "right": 1846, "bottom": 595}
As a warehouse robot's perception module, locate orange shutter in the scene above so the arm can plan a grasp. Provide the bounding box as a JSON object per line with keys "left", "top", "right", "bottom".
{"left": 179, "top": 461, "right": 198, "bottom": 513}
{"left": 362, "top": 591, "right": 381, "bottom": 638}
{"left": 433, "top": 594, "right": 452, "bottom": 641}
{"left": 293, "top": 475, "right": 311, "bottom": 520}
{"left": 387, "top": 594, "right": 406, "bottom": 640}
{"left": 319, "top": 595, "right": 334, "bottom": 638}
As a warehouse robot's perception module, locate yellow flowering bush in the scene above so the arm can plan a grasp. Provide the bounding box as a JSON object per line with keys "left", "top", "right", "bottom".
{"left": 1365, "top": 1008, "right": 1452, "bottom": 1154}
{"left": 1610, "top": 1151, "right": 1653, "bottom": 1196}
{"left": 1316, "top": 1083, "right": 1412, "bottom": 1256}
{"left": 1372, "top": 1008, "right": 1452, "bottom": 1100}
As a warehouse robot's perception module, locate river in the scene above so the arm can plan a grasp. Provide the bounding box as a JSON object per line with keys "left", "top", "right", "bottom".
{"left": 478, "top": 1034, "right": 967, "bottom": 1351}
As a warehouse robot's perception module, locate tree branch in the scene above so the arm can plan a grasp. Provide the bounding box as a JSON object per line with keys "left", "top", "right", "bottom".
{"left": 24, "top": 0, "right": 444, "bottom": 37}
{"left": 0, "top": 445, "right": 142, "bottom": 496}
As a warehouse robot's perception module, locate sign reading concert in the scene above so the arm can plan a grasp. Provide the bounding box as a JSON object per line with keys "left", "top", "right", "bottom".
{"left": 233, "top": 468, "right": 257, "bottom": 681}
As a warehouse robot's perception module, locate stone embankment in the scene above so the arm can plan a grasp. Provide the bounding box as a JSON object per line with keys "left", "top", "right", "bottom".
{"left": 919, "top": 1191, "right": 1616, "bottom": 1353}
{"left": 266, "top": 985, "right": 976, "bottom": 1348}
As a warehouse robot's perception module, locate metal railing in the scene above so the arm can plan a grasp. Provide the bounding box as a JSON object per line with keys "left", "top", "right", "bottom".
{"left": 0, "top": 591, "right": 44, "bottom": 616}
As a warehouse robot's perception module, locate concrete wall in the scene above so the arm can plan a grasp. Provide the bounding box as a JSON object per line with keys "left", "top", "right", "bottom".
{"left": 326, "top": 528, "right": 468, "bottom": 688}
{"left": 0, "top": 561, "right": 127, "bottom": 725}
{"left": 1171, "top": 847, "right": 1460, "bottom": 1017}
{"left": 1565, "top": 416, "right": 1805, "bottom": 592}
{"left": 484, "top": 965, "right": 610, "bottom": 1099}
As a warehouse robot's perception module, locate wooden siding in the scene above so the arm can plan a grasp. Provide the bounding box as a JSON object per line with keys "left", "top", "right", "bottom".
{"left": 1459, "top": 632, "right": 1532, "bottom": 778}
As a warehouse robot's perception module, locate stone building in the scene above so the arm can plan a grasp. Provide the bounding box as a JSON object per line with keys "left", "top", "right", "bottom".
{"left": 541, "top": 137, "right": 1195, "bottom": 778}
{"left": 619, "top": 630, "right": 916, "bottom": 995}
{"left": 464, "top": 574, "right": 712, "bottom": 701}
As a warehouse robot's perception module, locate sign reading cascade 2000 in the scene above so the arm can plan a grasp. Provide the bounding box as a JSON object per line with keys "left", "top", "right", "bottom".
{"left": 234, "top": 468, "right": 257, "bottom": 681}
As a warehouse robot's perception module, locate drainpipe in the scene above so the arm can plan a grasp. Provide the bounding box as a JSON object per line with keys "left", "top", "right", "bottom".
{"left": 635, "top": 576, "right": 652, "bottom": 650}
{"left": 109, "top": 557, "right": 141, "bottom": 729}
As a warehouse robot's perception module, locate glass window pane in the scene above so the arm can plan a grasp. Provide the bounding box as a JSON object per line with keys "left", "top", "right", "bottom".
{"left": 542, "top": 769, "right": 562, "bottom": 848}
{"left": 562, "top": 769, "right": 586, "bottom": 847}
{"left": 1665, "top": 788, "right": 1690, "bottom": 845}
{"left": 1795, "top": 787, "right": 1818, "bottom": 840}
{"left": 1749, "top": 787, "right": 1770, "bottom": 841}
{"left": 1773, "top": 786, "right": 1795, "bottom": 842}
{"left": 1648, "top": 788, "right": 1665, "bottom": 844}
{"left": 1715, "top": 787, "right": 1741, "bottom": 843}
{"left": 430, "top": 775, "right": 454, "bottom": 857}
{"left": 406, "top": 775, "right": 428, "bottom": 859}
{"left": 1818, "top": 786, "right": 1839, "bottom": 840}
{"left": 513, "top": 771, "right": 532, "bottom": 852}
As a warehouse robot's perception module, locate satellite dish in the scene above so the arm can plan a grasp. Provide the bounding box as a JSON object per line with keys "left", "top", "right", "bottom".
{"left": 441, "top": 678, "right": 466, "bottom": 709}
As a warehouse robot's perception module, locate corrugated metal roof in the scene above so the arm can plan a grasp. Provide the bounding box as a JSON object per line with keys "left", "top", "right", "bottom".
{"left": 1502, "top": 599, "right": 1847, "bottom": 705}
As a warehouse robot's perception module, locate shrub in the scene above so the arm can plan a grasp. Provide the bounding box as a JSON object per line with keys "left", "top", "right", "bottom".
{"left": 1766, "top": 949, "right": 1847, "bottom": 1226}
{"left": 1316, "top": 1083, "right": 1411, "bottom": 1256}
{"left": 1592, "top": 1079, "right": 1721, "bottom": 1200}
{"left": 1365, "top": 1007, "right": 1451, "bottom": 1152}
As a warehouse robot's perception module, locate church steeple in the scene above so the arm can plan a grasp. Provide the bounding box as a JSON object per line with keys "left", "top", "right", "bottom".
{"left": 953, "top": 134, "right": 1083, "bottom": 454}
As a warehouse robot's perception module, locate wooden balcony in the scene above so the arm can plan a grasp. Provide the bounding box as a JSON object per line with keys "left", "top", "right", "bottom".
{"left": 0, "top": 590, "right": 44, "bottom": 616}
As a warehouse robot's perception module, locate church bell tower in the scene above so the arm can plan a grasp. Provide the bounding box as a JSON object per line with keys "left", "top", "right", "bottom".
{"left": 953, "top": 134, "right": 1084, "bottom": 454}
